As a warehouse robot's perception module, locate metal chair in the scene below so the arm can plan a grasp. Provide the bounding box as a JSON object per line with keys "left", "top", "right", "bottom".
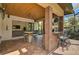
{"left": 59, "top": 33, "right": 71, "bottom": 52}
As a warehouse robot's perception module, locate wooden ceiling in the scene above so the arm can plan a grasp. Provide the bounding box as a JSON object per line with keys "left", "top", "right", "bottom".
{"left": 4, "top": 3, "right": 45, "bottom": 20}
{"left": 2, "top": 3, "right": 73, "bottom": 20}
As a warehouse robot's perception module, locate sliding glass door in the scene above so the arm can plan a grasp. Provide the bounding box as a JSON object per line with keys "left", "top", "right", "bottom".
{"left": 34, "top": 21, "right": 43, "bottom": 34}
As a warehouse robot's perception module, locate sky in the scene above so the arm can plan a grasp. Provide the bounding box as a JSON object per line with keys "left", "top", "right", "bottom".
{"left": 72, "top": 3, "right": 79, "bottom": 15}
{"left": 72, "top": 3, "right": 79, "bottom": 14}
{"left": 74, "top": 8, "right": 79, "bottom": 14}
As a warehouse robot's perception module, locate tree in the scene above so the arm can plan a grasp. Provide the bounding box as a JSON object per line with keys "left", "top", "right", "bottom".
{"left": 68, "top": 16, "right": 78, "bottom": 31}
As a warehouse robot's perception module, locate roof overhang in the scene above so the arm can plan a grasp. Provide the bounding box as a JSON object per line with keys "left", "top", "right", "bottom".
{"left": 37, "top": 3, "right": 64, "bottom": 16}
{"left": 58, "top": 3, "right": 73, "bottom": 15}
{"left": 0, "top": 3, "right": 72, "bottom": 20}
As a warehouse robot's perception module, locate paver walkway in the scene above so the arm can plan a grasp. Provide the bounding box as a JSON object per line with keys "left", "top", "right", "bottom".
{"left": 50, "top": 39, "right": 79, "bottom": 55}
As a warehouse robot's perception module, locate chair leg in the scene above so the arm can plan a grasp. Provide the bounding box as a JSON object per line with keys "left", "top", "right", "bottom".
{"left": 62, "top": 46, "right": 64, "bottom": 52}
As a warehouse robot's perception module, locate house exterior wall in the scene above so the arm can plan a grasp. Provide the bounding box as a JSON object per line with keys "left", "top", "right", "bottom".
{"left": 0, "top": 13, "right": 12, "bottom": 42}
{"left": 0, "top": 14, "right": 34, "bottom": 41}
{"left": 0, "top": 14, "right": 12, "bottom": 41}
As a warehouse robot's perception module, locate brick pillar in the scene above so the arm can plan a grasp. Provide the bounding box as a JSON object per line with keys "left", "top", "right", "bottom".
{"left": 44, "top": 6, "right": 58, "bottom": 51}
{"left": 59, "top": 16, "right": 64, "bottom": 33}
{"left": 45, "top": 6, "right": 53, "bottom": 51}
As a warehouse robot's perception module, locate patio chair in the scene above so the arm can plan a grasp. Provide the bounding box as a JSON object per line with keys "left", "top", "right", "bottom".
{"left": 59, "top": 33, "right": 71, "bottom": 52}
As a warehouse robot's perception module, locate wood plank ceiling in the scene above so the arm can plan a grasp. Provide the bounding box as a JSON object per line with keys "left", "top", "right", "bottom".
{"left": 5, "top": 3, "right": 45, "bottom": 20}
{"left": 3, "top": 3, "right": 73, "bottom": 20}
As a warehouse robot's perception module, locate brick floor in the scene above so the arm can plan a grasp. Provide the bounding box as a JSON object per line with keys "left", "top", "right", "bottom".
{"left": 0, "top": 39, "right": 48, "bottom": 55}
{"left": 2, "top": 39, "right": 79, "bottom": 55}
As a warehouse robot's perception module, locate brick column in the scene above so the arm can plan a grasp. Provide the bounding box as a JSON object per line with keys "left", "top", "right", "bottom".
{"left": 44, "top": 6, "right": 58, "bottom": 51}
{"left": 59, "top": 16, "right": 64, "bottom": 33}
{"left": 44, "top": 6, "right": 52, "bottom": 51}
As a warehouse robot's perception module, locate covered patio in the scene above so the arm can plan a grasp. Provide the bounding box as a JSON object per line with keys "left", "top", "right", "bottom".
{"left": 0, "top": 3, "right": 73, "bottom": 55}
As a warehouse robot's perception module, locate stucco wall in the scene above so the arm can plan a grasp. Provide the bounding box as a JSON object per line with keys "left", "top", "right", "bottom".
{"left": 0, "top": 15, "right": 34, "bottom": 41}
{"left": 1, "top": 15, "right": 12, "bottom": 41}
{"left": 0, "top": 14, "right": 12, "bottom": 41}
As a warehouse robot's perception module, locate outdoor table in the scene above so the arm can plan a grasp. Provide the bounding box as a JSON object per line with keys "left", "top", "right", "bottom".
{"left": 24, "top": 32, "right": 33, "bottom": 43}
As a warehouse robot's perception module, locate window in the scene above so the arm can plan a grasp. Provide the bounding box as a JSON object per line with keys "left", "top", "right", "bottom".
{"left": 13, "top": 25, "right": 20, "bottom": 29}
